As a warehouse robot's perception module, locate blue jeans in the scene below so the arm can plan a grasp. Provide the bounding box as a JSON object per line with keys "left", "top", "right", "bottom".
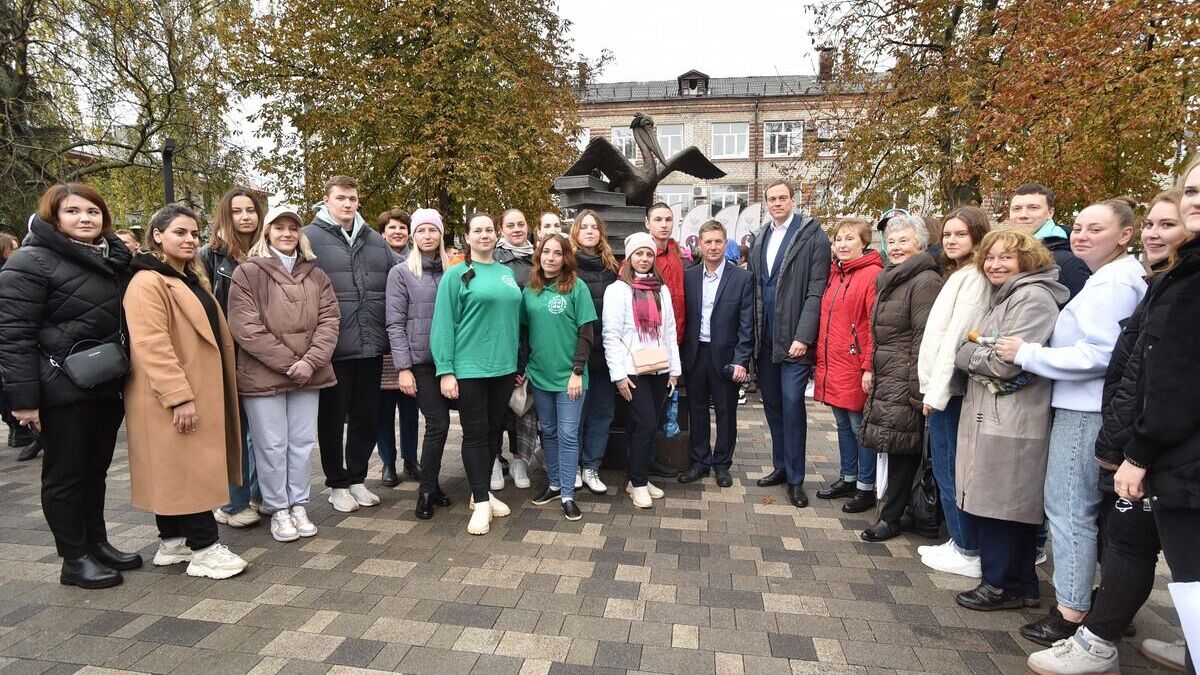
{"left": 831, "top": 406, "right": 874, "bottom": 490}
{"left": 758, "top": 353, "right": 812, "bottom": 484}
{"left": 1044, "top": 408, "right": 1104, "bottom": 611}
{"left": 222, "top": 417, "right": 261, "bottom": 513}
{"left": 929, "top": 396, "right": 978, "bottom": 556}
{"left": 377, "top": 389, "right": 419, "bottom": 466}
{"left": 578, "top": 373, "right": 615, "bottom": 470}
{"left": 532, "top": 386, "right": 585, "bottom": 500}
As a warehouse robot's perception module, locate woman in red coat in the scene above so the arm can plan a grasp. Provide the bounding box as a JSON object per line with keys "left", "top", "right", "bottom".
{"left": 814, "top": 217, "right": 884, "bottom": 513}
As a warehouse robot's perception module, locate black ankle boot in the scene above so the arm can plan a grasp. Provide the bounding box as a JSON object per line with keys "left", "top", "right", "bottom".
{"left": 61, "top": 555, "right": 122, "bottom": 589}
{"left": 381, "top": 463, "right": 400, "bottom": 488}
{"left": 403, "top": 460, "right": 422, "bottom": 481}
{"left": 842, "top": 490, "right": 876, "bottom": 513}
{"left": 431, "top": 487, "right": 452, "bottom": 507}
{"left": 414, "top": 492, "right": 434, "bottom": 520}
{"left": 90, "top": 542, "right": 143, "bottom": 571}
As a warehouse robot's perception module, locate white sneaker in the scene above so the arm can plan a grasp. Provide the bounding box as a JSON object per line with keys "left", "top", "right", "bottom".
{"left": 348, "top": 483, "right": 380, "bottom": 507}
{"left": 490, "top": 457, "right": 505, "bottom": 491}
{"left": 186, "top": 543, "right": 248, "bottom": 579}
{"left": 1140, "top": 638, "right": 1186, "bottom": 671}
{"left": 271, "top": 510, "right": 299, "bottom": 542}
{"left": 575, "top": 468, "right": 583, "bottom": 489}
{"left": 291, "top": 505, "right": 317, "bottom": 537}
{"left": 582, "top": 468, "right": 607, "bottom": 495}
{"left": 629, "top": 485, "right": 653, "bottom": 509}
{"left": 921, "top": 546, "right": 982, "bottom": 578}
{"left": 918, "top": 539, "right": 954, "bottom": 558}
{"left": 328, "top": 488, "right": 359, "bottom": 512}
{"left": 471, "top": 493, "right": 510, "bottom": 517}
{"left": 153, "top": 537, "right": 191, "bottom": 565}
{"left": 213, "top": 506, "right": 260, "bottom": 528}
{"left": 510, "top": 458, "right": 531, "bottom": 489}
{"left": 1036, "top": 548, "right": 1048, "bottom": 565}
{"left": 468, "top": 500, "right": 492, "bottom": 535}
{"left": 626, "top": 481, "right": 665, "bottom": 499}
{"left": 1026, "top": 630, "right": 1118, "bottom": 675}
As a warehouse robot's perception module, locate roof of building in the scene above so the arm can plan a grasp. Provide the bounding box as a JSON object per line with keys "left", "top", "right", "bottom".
{"left": 582, "top": 73, "right": 831, "bottom": 104}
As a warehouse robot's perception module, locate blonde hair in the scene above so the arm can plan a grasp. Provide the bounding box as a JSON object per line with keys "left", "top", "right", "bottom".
{"left": 1176, "top": 154, "right": 1200, "bottom": 191}
{"left": 974, "top": 230, "right": 1055, "bottom": 274}
{"left": 830, "top": 217, "right": 874, "bottom": 249}
{"left": 248, "top": 213, "right": 317, "bottom": 261}
{"left": 406, "top": 216, "right": 450, "bottom": 278}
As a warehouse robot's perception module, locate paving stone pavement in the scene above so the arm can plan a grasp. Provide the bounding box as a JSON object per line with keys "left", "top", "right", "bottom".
{"left": 0, "top": 399, "right": 1183, "bottom": 674}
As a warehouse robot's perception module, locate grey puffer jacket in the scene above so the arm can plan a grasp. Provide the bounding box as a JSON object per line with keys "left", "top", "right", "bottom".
{"left": 386, "top": 254, "right": 443, "bottom": 369}
{"left": 304, "top": 216, "right": 397, "bottom": 361}
{"left": 954, "top": 266, "right": 1069, "bottom": 524}
{"left": 858, "top": 253, "right": 942, "bottom": 455}
{"left": 494, "top": 245, "right": 533, "bottom": 288}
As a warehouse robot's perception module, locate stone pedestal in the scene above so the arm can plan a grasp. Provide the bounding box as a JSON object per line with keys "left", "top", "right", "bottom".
{"left": 601, "top": 390, "right": 691, "bottom": 472}
{"left": 552, "top": 175, "right": 644, "bottom": 254}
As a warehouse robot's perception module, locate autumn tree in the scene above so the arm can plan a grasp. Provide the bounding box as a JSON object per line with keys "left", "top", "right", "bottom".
{"left": 223, "top": 0, "right": 599, "bottom": 230}
{"left": 808, "top": 0, "right": 1200, "bottom": 216}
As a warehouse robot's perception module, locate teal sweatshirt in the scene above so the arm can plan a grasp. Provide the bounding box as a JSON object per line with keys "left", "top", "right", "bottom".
{"left": 431, "top": 260, "right": 522, "bottom": 378}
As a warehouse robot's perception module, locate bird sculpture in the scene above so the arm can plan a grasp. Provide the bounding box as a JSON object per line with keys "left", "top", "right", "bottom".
{"left": 564, "top": 113, "right": 726, "bottom": 207}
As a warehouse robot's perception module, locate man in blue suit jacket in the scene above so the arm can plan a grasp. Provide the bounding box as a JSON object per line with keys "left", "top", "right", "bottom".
{"left": 678, "top": 221, "right": 754, "bottom": 487}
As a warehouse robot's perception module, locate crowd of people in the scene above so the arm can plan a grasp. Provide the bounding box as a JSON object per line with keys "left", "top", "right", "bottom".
{"left": 0, "top": 164, "right": 1197, "bottom": 674}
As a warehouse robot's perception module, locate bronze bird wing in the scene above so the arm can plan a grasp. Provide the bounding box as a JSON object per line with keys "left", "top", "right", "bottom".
{"left": 564, "top": 138, "right": 636, "bottom": 190}
{"left": 657, "top": 146, "right": 726, "bottom": 181}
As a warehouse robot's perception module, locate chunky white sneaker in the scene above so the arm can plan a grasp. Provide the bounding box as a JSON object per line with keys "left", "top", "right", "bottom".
{"left": 1036, "top": 547, "right": 1048, "bottom": 565}
{"left": 153, "top": 537, "right": 191, "bottom": 566}
{"left": 921, "top": 546, "right": 982, "bottom": 578}
{"left": 348, "top": 483, "right": 380, "bottom": 506}
{"left": 582, "top": 468, "right": 607, "bottom": 495}
{"left": 471, "top": 493, "right": 510, "bottom": 517}
{"left": 918, "top": 539, "right": 954, "bottom": 558}
{"left": 213, "top": 506, "right": 260, "bottom": 528}
{"left": 1140, "top": 638, "right": 1186, "bottom": 671}
{"left": 490, "top": 457, "right": 506, "bottom": 491}
{"left": 290, "top": 505, "right": 317, "bottom": 537}
{"left": 1026, "top": 630, "right": 1118, "bottom": 675}
{"left": 626, "top": 481, "right": 665, "bottom": 500}
{"left": 629, "top": 485, "right": 653, "bottom": 509}
{"left": 468, "top": 500, "right": 492, "bottom": 535}
{"left": 186, "top": 543, "right": 248, "bottom": 579}
{"left": 328, "top": 488, "right": 359, "bottom": 512}
{"left": 575, "top": 468, "right": 583, "bottom": 489}
{"left": 271, "top": 510, "right": 299, "bottom": 542}
{"left": 510, "top": 458, "right": 531, "bottom": 489}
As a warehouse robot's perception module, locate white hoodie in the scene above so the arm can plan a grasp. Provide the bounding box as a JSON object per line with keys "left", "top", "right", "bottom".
{"left": 1014, "top": 255, "right": 1147, "bottom": 412}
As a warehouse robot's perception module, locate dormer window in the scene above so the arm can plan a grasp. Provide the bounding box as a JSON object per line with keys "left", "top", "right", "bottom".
{"left": 677, "top": 70, "right": 710, "bottom": 97}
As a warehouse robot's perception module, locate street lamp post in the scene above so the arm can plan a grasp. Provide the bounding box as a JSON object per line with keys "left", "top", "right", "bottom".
{"left": 162, "top": 138, "right": 177, "bottom": 204}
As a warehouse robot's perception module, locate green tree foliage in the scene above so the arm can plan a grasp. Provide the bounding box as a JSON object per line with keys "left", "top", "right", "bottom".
{"left": 810, "top": 0, "right": 1200, "bottom": 216}
{"left": 223, "top": 0, "right": 598, "bottom": 230}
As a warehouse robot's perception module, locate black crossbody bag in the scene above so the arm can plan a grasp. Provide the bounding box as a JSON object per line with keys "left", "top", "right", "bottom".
{"left": 48, "top": 283, "right": 130, "bottom": 389}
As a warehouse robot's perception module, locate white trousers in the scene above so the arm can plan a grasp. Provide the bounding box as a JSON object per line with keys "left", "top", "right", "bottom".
{"left": 242, "top": 390, "right": 320, "bottom": 513}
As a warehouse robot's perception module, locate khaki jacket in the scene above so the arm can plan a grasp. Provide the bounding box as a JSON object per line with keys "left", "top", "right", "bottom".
{"left": 226, "top": 256, "right": 340, "bottom": 396}
{"left": 953, "top": 267, "right": 1069, "bottom": 524}
{"left": 124, "top": 267, "right": 241, "bottom": 515}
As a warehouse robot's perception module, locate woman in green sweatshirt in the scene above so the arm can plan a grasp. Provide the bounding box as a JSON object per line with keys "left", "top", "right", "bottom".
{"left": 430, "top": 212, "right": 522, "bottom": 535}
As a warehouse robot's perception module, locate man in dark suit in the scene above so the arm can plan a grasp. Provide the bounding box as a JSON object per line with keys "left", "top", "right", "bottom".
{"left": 678, "top": 221, "right": 754, "bottom": 487}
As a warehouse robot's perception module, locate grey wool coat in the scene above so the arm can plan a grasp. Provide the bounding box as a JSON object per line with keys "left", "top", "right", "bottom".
{"left": 954, "top": 266, "right": 1069, "bottom": 524}
{"left": 858, "top": 252, "right": 943, "bottom": 455}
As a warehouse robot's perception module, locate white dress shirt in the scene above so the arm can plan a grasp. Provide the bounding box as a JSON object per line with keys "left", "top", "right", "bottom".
{"left": 764, "top": 215, "right": 792, "bottom": 276}
{"left": 699, "top": 261, "right": 724, "bottom": 342}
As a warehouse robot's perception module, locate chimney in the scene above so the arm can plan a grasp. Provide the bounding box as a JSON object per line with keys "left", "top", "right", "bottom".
{"left": 576, "top": 61, "right": 588, "bottom": 91}
{"left": 817, "top": 46, "right": 835, "bottom": 82}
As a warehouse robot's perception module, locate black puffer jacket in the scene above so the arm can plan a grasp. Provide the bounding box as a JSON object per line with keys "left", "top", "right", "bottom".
{"left": 858, "top": 252, "right": 942, "bottom": 455}
{"left": 1124, "top": 238, "right": 1200, "bottom": 510}
{"left": 494, "top": 245, "right": 533, "bottom": 288}
{"left": 0, "top": 216, "right": 132, "bottom": 409}
{"left": 304, "top": 217, "right": 397, "bottom": 361}
{"left": 576, "top": 252, "right": 617, "bottom": 373}
{"left": 199, "top": 245, "right": 238, "bottom": 310}
{"left": 1094, "top": 284, "right": 1151, "bottom": 493}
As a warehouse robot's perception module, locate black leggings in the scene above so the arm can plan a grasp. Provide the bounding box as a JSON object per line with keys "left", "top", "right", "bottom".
{"left": 412, "top": 364, "right": 452, "bottom": 495}
{"left": 625, "top": 374, "right": 668, "bottom": 487}
{"left": 880, "top": 453, "right": 922, "bottom": 524}
{"left": 1085, "top": 493, "right": 1160, "bottom": 642}
{"left": 458, "top": 374, "right": 516, "bottom": 502}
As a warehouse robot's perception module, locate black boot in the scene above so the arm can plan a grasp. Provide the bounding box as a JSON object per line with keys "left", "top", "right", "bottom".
{"left": 9, "top": 423, "right": 35, "bottom": 448}
{"left": 90, "top": 542, "right": 143, "bottom": 571}
{"left": 431, "top": 487, "right": 452, "bottom": 507}
{"left": 381, "top": 463, "right": 400, "bottom": 488}
{"left": 817, "top": 479, "right": 856, "bottom": 500}
{"left": 60, "top": 555, "right": 122, "bottom": 589}
{"left": 842, "top": 490, "right": 876, "bottom": 513}
{"left": 678, "top": 465, "right": 710, "bottom": 483}
{"left": 787, "top": 483, "right": 809, "bottom": 508}
{"left": 756, "top": 468, "right": 787, "bottom": 487}
{"left": 403, "top": 460, "right": 422, "bottom": 481}
{"left": 414, "top": 492, "right": 434, "bottom": 520}
{"left": 861, "top": 520, "right": 902, "bottom": 542}
{"left": 1020, "top": 607, "right": 1082, "bottom": 646}
{"left": 16, "top": 437, "right": 42, "bottom": 462}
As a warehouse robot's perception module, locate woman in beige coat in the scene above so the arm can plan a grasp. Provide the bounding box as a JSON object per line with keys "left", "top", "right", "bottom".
{"left": 952, "top": 230, "right": 1067, "bottom": 612}
{"left": 124, "top": 205, "right": 248, "bottom": 580}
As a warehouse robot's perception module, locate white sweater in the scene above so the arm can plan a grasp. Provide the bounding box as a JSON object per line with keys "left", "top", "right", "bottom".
{"left": 602, "top": 280, "right": 682, "bottom": 381}
{"left": 918, "top": 266, "right": 991, "bottom": 410}
{"left": 1015, "top": 255, "right": 1147, "bottom": 412}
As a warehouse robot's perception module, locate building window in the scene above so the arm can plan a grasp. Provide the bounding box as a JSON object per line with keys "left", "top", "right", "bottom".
{"left": 764, "top": 121, "right": 803, "bottom": 157}
{"left": 710, "top": 184, "right": 749, "bottom": 212}
{"left": 657, "top": 124, "right": 683, "bottom": 159}
{"left": 611, "top": 126, "right": 637, "bottom": 161}
{"left": 710, "top": 122, "right": 748, "bottom": 159}
{"left": 815, "top": 120, "right": 845, "bottom": 158}
{"left": 655, "top": 185, "right": 692, "bottom": 216}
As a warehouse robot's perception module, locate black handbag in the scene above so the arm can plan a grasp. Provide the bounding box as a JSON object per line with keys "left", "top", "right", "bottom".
{"left": 908, "top": 425, "right": 944, "bottom": 532}
{"left": 49, "top": 305, "right": 130, "bottom": 389}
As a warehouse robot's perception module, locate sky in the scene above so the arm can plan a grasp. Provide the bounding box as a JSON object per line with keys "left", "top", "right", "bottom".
{"left": 556, "top": 0, "right": 820, "bottom": 82}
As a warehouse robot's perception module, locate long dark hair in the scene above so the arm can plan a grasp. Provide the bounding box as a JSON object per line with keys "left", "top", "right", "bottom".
{"left": 529, "top": 234, "right": 578, "bottom": 294}
{"left": 210, "top": 189, "right": 265, "bottom": 262}
{"left": 145, "top": 204, "right": 210, "bottom": 289}
{"left": 939, "top": 206, "right": 991, "bottom": 276}
{"left": 569, "top": 209, "right": 618, "bottom": 273}
{"left": 461, "top": 211, "right": 494, "bottom": 288}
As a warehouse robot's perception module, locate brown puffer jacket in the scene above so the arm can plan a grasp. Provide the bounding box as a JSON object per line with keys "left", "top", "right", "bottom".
{"left": 858, "top": 252, "right": 942, "bottom": 455}
{"left": 226, "top": 255, "right": 341, "bottom": 396}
